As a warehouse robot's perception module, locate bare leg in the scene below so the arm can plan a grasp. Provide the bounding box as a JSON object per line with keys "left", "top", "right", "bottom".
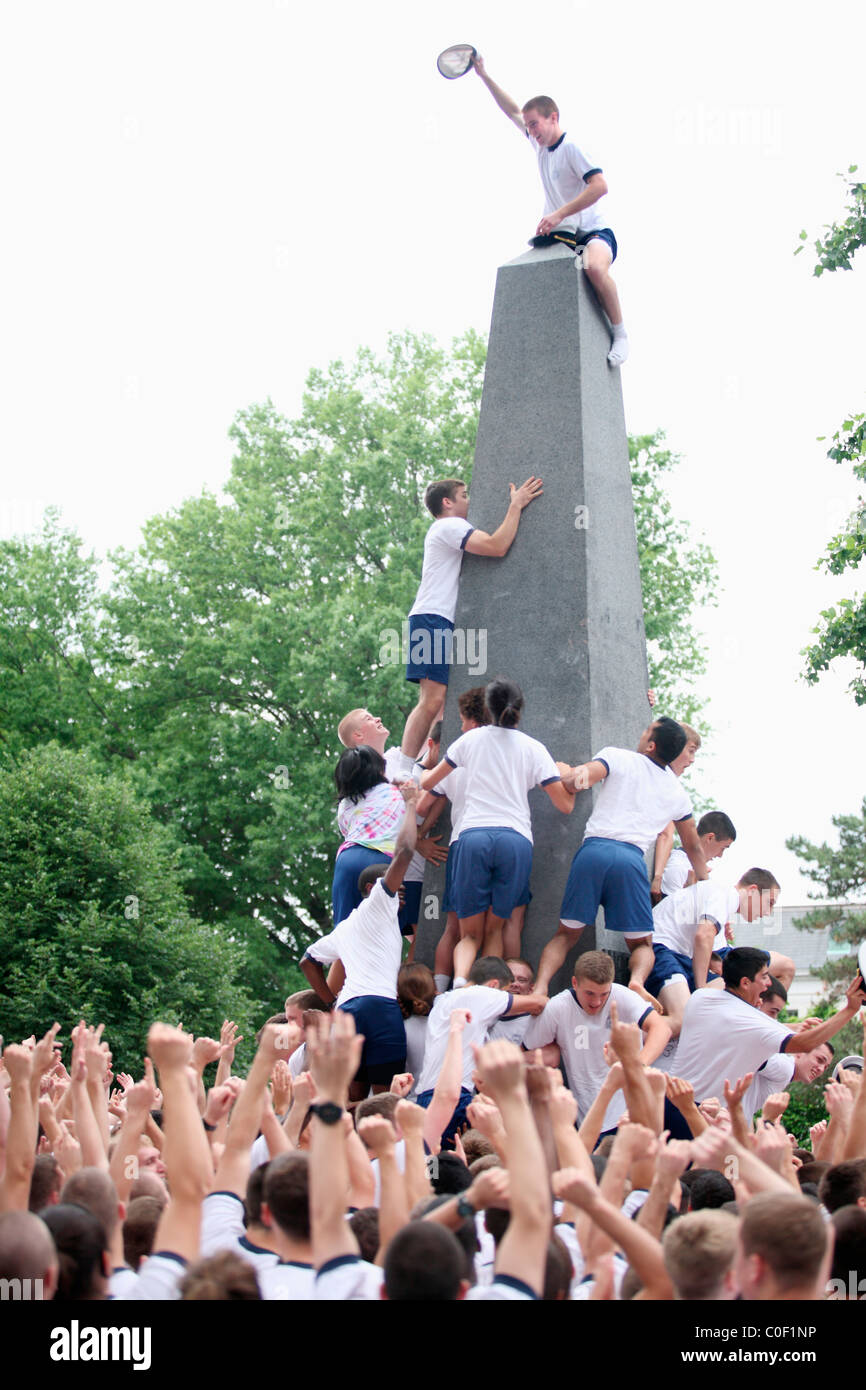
{"left": 656, "top": 978, "right": 690, "bottom": 1038}
{"left": 453, "top": 913, "right": 486, "bottom": 982}
{"left": 503, "top": 903, "right": 527, "bottom": 960}
{"left": 434, "top": 912, "right": 460, "bottom": 979}
{"left": 481, "top": 909, "right": 507, "bottom": 962}
{"left": 401, "top": 678, "right": 447, "bottom": 761}
{"left": 582, "top": 239, "right": 623, "bottom": 325}
{"left": 535, "top": 923, "right": 584, "bottom": 996}
{"left": 626, "top": 935, "right": 664, "bottom": 1014}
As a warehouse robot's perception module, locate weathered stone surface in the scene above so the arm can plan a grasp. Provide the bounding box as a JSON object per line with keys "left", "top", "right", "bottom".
{"left": 417, "top": 245, "right": 649, "bottom": 990}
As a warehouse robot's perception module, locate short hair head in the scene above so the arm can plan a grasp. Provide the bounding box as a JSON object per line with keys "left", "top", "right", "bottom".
{"left": 697, "top": 811, "right": 737, "bottom": 842}
{"left": 722, "top": 946, "right": 770, "bottom": 990}
{"left": 355, "top": 1093, "right": 399, "bottom": 1129}
{"left": 458, "top": 685, "right": 491, "bottom": 726}
{"left": 689, "top": 1170, "right": 736, "bottom": 1210}
{"left": 334, "top": 744, "right": 387, "bottom": 803}
{"left": 468, "top": 956, "right": 514, "bottom": 988}
{"left": 830, "top": 1206, "right": 866, "bottom": 1289}
{"left": 60, "top": 1169, "right": 120, "bottom": 1243}
{"left": 0, "top": 1210, "right": 58, "bottom": 1286}
{"left": 663, "top": 1210, "right": 738, "bottom": 1300}
{"left": 122, "top": 1196, "right": 163, "bottom": 1271}
{"left": 348, "top": 1208, "right": 380, "bottom": 1264}
{"left": 761, "top": 975, "right": 787, "bottom": 1005}
{"left": 739, "top": 1191, "right": 829, "bottom": 1292}
{"left": 736, "top": 867, "right": 780, "bottom": 894}
{"left": 522, "top": 95, "right": 559, "bottom": 119}
{"left": 573, "top": 950, "right": 615, "bottom": 987}
{"left": 485, "top": 677, "right": 524, "bottom": 730}
{"left": 29, "top": 1155, "right": 63, "bottom": 1213}
{"left": 358, "top": 864, "right": 387, "bottom": 896}
{"left": 818, "top": 1159, "right": 866, "bottom": 1214}
{"left": 425, "top": 479, "right": 465, "bottom": 518}
{"left": 648, "top": 717, "right": 687, "bottom": 766}
{"left": 180, "top": 1250, "right": 262, "bottom": 1300}
{"left": 263, "top": 1154, "right": 310, "bottom": 1243}
{"left": 680, "top": 723, "right": 702, "bottom": 750}
{"left": 337, "top": 708, "right": 367, "bottom": 748}
{"left": 285, "top": 989, "right": 330, "bottom": 1016}
{"left": 384, "top": 1221, "right": 466, "bottom": 1300}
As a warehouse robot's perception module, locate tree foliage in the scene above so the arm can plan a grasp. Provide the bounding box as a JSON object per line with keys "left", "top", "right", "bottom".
{"left": 786, "top": 800, "right": 866, "bottom": 1001}
{"left": 0, "top": 330, "right": 718, "bottom": 1010}
{"left": 0, "top": 744, "right": 257, "bottom": 1072}
{"left": 798, "top": 168, "right": 866, "bottom": 702}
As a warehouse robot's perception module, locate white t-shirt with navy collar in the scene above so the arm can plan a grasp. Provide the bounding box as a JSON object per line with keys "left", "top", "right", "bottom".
{"left": 531, "top": 131, "right": 607, "bottom": 235}
{"left": 523, "top": 982, "right": 651, "bottom": 1132}
{"left": 675, "top": 988, "right": 793, "bottom": 1105}
{"left": 651, "top": 882, "right": 739, "bottom": 957}
{"left": 583, "top": 746, "right": 692, "bottom": 853}
{"left": 444, "top": 725, "right": 561, "bottom": 843}
{"left": 409, "top": 516, "right": 475, "bottom": 623}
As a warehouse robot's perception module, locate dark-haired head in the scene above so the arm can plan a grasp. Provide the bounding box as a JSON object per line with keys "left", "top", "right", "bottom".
{"left": 485, "top": 678, "right": 524, "bottom": 730}
{"left": 335, "top": 745, "right": 387, "bottom": 803}
{"left": 643, "top": 716, "right": 687, "bottom": 766}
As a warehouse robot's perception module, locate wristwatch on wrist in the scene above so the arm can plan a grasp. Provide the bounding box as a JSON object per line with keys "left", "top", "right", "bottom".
{"left": 456, "top": 1194, "right": 477, "bottom": 1220}
{"left": 309, "top": 1101, "right": 343, "bottom": 1126}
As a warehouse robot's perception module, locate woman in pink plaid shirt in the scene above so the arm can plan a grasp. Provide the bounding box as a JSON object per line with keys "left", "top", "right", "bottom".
{"left": 332, "top": 745, "right": 406, "bottom": 929}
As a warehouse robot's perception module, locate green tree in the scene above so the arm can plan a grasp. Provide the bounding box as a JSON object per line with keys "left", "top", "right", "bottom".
{"left": 0, "top": 743, "right": 257, "bottom": 1072}
{"left": 798, "top": 168, "right": 866, "bottom": 703}
{"left": 0, "top": 330, "right": 717, "bottom": 968}
{"left": 786, "top": 799, "right": 866, "bottom": 1001}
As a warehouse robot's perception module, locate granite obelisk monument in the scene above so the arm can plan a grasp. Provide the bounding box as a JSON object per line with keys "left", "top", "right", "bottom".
{"left": 417, "top": 244, "right": 650, "bottom": 990}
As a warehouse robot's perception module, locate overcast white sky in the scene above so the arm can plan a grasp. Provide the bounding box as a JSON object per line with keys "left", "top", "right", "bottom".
{"left": 2, "top": 0, "right": 864, "bottom": 901}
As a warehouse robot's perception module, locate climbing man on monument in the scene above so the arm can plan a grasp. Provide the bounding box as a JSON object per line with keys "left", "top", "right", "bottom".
{"left": 472, "top": 53, "right": 629, "bottom": 367}
{"left": 399, "top": 475, "right": 542, "bottom": 767}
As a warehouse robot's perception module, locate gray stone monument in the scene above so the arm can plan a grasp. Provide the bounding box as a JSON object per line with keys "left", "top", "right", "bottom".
{"left": 416, "top": 244, "right": 650, "bottom": 990}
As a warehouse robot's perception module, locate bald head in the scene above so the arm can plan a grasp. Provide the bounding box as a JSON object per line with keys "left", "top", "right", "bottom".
{"left": 0, "top": 1211, "right": 58, "bottom": 1296}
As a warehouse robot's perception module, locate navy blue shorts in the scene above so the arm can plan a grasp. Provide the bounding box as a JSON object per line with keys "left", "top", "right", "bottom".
{"left": 646, "top": 944, "right": 720, "bottom": 998}
{"left": 451, "top": 827, "right": 533, "bottom": 920}
{"left": 332, "top": 845, "right": 391, "bottom": 927}
{"left": 577, "top": 227, "right": 618, "bottom": 262}
{"left": 405, "top": 613, "right": 454, "bottom": 686}
{"left": 338, "top": 995, "right": 406, "bottom": 1086}
{"left": 416, "top": 1085, "right": 473, "bottom": 1149}
{"left": 560, "top": 837, "right": 653, "bottom": 936}
{"left": 442, "top": 838, "right": 530, "bottom": 915}
{"left": 398, "top": 879, "right": 423, "bottom": 936}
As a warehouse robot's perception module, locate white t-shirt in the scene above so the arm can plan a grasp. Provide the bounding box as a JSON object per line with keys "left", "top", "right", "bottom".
{"left": 199, "top": 1191, "right": 280, "bottom": 1273}
{"left": 119, "top": 1251, "right": 187, "bottom": 1300}
{"left": 675, "top": 989, "right": 793, "bottom": 1105}
{"left": 652, "top": 882, "right": 740, "bottom": 958}
{"left": 405, "top": 760, "right": 430, "bottom": 885}
{"left": 303, "top": 878, "right": 401, "bottom": 1004}
{"left": 403, "top": 1014, "right": 428, "bottom": 1090}
{"left": 584, "top": 747, "right": 692, "bottom": 853}
{"left": 415, "top": 985, "right": 512, "bottom": 1095}
{"left": 661, "top": 846, "right": 690, "bottom": 896}
{"left": 445, "top": 725, "right": 560, "bottom": 843}
{"left": 409, "top": 516, "right": 475, "bottom": 623}
{"left": 742, "top": 1053, "right": 796, "bottom": 1127}
{"left": 431, "top": 765, "right": 468, "bottom": 844}
{"left": 259, "top": 1261, "right": 315, "bottom": 1300}
{"left": 532, "top": 133, "right": 606, "bottom": 235}
{"left": 488, "top": 1012, "right": 531, "bottom": 1047}
{"left": 524, "top": 983, "right": 651, "bottom": 1132}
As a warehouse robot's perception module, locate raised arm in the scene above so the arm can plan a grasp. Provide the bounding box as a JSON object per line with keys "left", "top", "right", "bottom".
{"left": 213, "top": 1024, "right": 290, "bottom": 1198}
{"left": 383, "top": 783, "right": 420, "bottom": 894}
{"left": 559, "top": 759, "right": 609, "bottom": 794}
{"left": 651, "top": 822, "right": 675, "bottom": 902}
{"left": 471, "top": 53, "right": 525, "bottom": 133}
{"left": 675, "top": 817, "right": 709, "bottom": 882}
{"left": 474, "top": 1039, "right": 550, "bottom": 1297}
{"left": 553, "top": 1168, "right": 673, "bottom": 1300}
{"left": 0, "top": 1045, "right": 36, "bottom": 1211}
{"left": 306, "top": 1011, "right": 364, "bottom": 1269}
{"left": 148, "top": 1024, "right": 214, "bottom": 1263}
{"left": 784, "top": 978, "right": 864, "bottom": 1055}
{"left": 463, "top": 478, "right": 543, "bottom": 557}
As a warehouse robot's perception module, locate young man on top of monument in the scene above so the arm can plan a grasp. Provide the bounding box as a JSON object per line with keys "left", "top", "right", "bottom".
{"left": 471, "top": 53, "right": 629, "bottom": 368}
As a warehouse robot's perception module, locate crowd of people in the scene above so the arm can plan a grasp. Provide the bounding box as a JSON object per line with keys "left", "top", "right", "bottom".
{"left": 1, "top": 65, "right": 861, "bottom": 1313}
